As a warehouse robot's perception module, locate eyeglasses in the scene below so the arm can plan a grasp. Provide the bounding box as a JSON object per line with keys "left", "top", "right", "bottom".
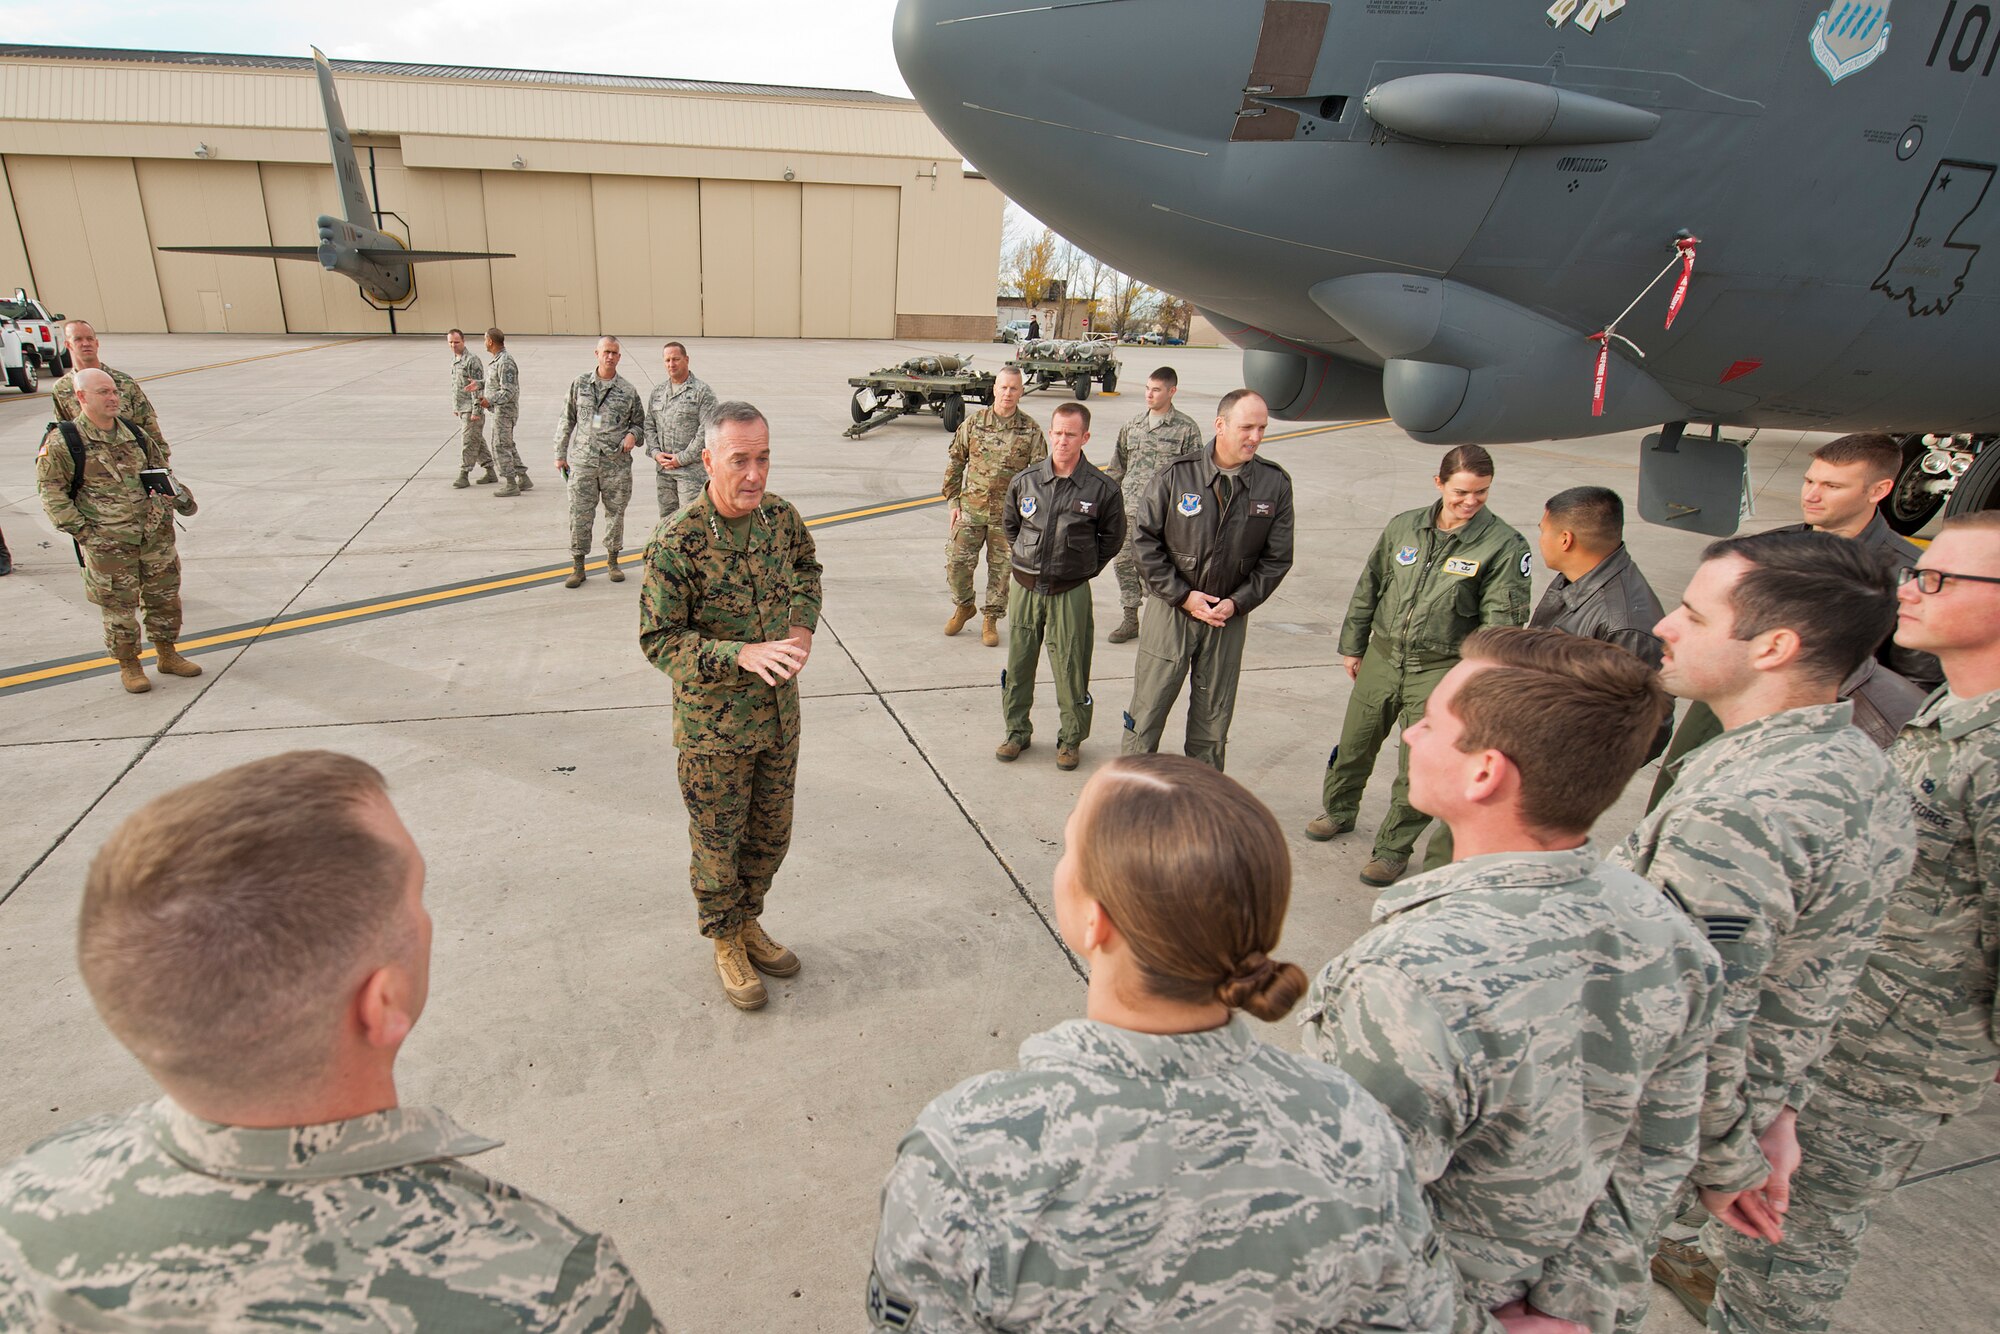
{"left": 1897, "top": 566, "right": 2000, "bottom": 594}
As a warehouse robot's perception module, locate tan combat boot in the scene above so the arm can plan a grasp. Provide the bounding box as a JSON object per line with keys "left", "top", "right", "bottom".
{"left": 115, "top": 654, "right": 151, "bottom": 694}
{"left": 1108, "top": 608, "right": 1140, "bottom": 643}
{"left": 606, "top": 549, "right": 624, "bottom": 583}
{"left": 452, "top": 470, "right": 471, "bottom": 489}
{"left": 714, "top": 932, "right": 769, "bottom": 1010}
{"left": 981, "top": 614, "right": 1000, "bottom": 647}
{"left": 493, "top": 477, "right": 520, "bottom": 497}
{"left": 564, "top": 557, "right": 586, "bottom": 589}
{"left": 517, "top": 472, "right": 534, "bottom": 492}
{"left": 476, "top": 466, "right": 499, "bottom": 484}
{"left": 739, "top": 919, "right": 801, "bottom": 977}
{"left": 153, "top": 642, "right": 203, "bottom": 678}
{"left": 944, "top": 603, "right": 976, "bottom": 636}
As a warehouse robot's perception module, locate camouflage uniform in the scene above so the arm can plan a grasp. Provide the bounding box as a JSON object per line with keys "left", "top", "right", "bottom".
{"left": 1104, "top": 404, "right": 1203, "bottom": 611}
{"left": 942, "top": 406, "right": 1047, "bottom": 618}
{"left": 486, "top": 348, "right": 526, "bottom": 481}
{"left": 555, "top": 370, "right": 645, "bottom": 557}
{"left": 644, "top": 373, "right": 719, "bottom": 517}
{"left": 870, "top": 1015, "right": 1458, "bottom": 1333}
{"left": 0, "top": 1097, "right": 661, "bottom": 1331}
{"left": 36, "top": 415, "right": 197, "bottom": 657}
{"left": 640, "top": 490, "right": 823, "bottom": 939}
{"left": 50, "top": 365, "right": 168, "bottom": 455}
{"left": 1710, "top": 687, "right": 2000, "bottom": 1333}
{"left": 1300, "top": 846, "right": 1725, "bottom": 1333}
{"left": 450, "top": 348, "right": 492, "bottom": 472}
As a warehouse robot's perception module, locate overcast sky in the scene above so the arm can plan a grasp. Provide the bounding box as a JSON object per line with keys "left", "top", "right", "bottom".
{"left": 10, "top": 1, "right": 915, "bottom": 98}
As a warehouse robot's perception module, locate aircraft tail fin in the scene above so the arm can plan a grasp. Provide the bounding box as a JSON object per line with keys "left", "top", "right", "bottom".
{"left": 312, "top": 47, "right": 378, "bottom": 232}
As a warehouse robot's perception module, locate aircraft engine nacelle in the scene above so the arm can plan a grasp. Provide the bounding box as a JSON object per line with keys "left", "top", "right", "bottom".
{"left": 1312, "top": 274, "right": 1690, "bottom": 444}
{"left": 1201, "top": 310, "right": 1388, "bottom": 422}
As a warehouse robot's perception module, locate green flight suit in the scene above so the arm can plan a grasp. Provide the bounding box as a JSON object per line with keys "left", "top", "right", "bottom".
{"left": 1323, "top": 502, "right": 1532, "bottom": 867}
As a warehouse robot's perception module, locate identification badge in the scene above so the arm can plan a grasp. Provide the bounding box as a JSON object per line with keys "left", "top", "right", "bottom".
{"left": 1251, "top": 500, "right": 1274, "bottom": 516}
{"left": 1443, "top": 557, "right": 1481, "bottom": 577}
{"left": 591, "top": 412, "right": 603, "bottom": 431}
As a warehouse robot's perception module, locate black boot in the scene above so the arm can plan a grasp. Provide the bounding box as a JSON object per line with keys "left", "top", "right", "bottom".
{"left": 0, "top": 527, "right": 11, "bottom": 576}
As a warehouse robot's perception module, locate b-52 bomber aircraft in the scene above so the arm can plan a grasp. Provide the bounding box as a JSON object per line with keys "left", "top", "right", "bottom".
{"left": 895, "top": 0, "right": 2000, "bottom": 531}
{"left": 160, "top": 47, "right": 509, "bottom": 316}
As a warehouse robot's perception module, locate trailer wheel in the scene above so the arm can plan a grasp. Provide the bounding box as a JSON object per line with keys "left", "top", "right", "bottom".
{"left": 1071, "top": 375, "right": 1090, "bottom": 401}
{"left": 1101, "top": 366, "right": 1118, "bottom": 394}
{"left": 850, "top": 388, "right": 878, "bottom": 424}
{"left": 941, "top": 394, "right": 966, "bottom": 433}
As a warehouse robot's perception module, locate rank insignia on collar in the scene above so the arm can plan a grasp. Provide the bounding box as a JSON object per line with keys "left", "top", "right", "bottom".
{"left": 1395, "top": 545, "right": 1419, "bottom": 566}
{"left": 1177, "top": 492, "right": 1202, "bottom": 516}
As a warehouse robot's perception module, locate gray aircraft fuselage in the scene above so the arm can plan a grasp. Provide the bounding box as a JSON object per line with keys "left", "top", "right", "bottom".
{"left": 895, "top": 0, "right": 2000, "bottom": 447}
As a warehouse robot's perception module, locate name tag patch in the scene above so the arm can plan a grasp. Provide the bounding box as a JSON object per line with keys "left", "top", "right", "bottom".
{"left": 1443, "top": 557, "right": 1481, "bottom": 577}
{"left": 1251, "top": 501, "right": 1274, "bottom": 516}
{"left": 1074, "top": 499, "right": 1094, "bottom": 514}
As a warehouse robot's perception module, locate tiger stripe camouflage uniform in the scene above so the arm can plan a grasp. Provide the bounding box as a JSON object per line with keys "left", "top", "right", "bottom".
{"left": 645, "top": 373, "right": 718, "bottom": 517}
{"left": 556, "top": 369, "right": 645, "bottom": 558}
{"left": 486, "top": 347, "right": 526, "bottom": 482}
{"left": 1300, "top": 846, "right": 1725, "bottom": 1334}
{"left": 1104, "top": 404, "right": 1203, "bottom": 612}
{"left": 51, "top": 365, "right": 168, "bottom": 454}
{"left": 0, "top": 1098, "right": 662, "bottom": 1332}
{"left": 1710, "top": 687, "right": 1999, "bottom": 1333}
{"left": 451, "top": 347, "right": 493, "bottom": 473}
{"left": 870, "top": 1016, "right": 1458, "bottom": 1333}
{"left": 943, "top": 406, "right": 1047, "bottom": 619}
{"left": 36, "top": 415, "right": 197, "bottom": 658}
{"left": 640, "top": 489, "right": 822, "bottom": 938}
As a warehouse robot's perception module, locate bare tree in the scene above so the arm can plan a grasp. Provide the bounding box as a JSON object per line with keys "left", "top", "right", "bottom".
{"left": 1108, "top": 274, "right": 1161, "bottom": 337}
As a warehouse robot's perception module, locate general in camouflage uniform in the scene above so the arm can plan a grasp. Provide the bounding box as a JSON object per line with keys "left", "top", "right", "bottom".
{"left": 644, "top": 342, "right": 718, "bottom": 517}
{"left": 1103, "top": 368, "right": 1203, "bottom": 641}
{"left": 1302, "top": 845, "right": 1724, "bottom": 1334}
{"left": 942, "top": 368, "right": 1047, "bottom": 645}
{"left": 555, "top": 338, "right": 646, "bottom": 587}
{"left": 870, "top": 1016, "right": 1458, "bottom": 1333}
{"left": 446, "top": 327, "right": 494, "bottom": 486}
{"left": 1707, "top": 521, "right": 2000, "bottom": 1334}
{"left": 51, "top": 321, "right": 169, "bottom": 457}
{"left": 1314, "top": 455, "right": 1532, "bottom": 885}
{"left": 481, "top": 328, "right": 530, "bottom": 495}
{"left": 0, "top": 1098, "right": 661, "bottom": 1332}
{"left": 36, "top": 370, "right": 202, "bottom": 693}
{"left": 640, "top": 402, "right": 822, "bottom": 1011}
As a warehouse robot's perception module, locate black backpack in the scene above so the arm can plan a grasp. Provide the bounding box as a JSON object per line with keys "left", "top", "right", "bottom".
{"left": 51, "top": 414, "right": 150, "bottom": 567}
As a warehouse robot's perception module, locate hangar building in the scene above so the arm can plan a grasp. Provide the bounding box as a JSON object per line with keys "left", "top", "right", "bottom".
{"left": 0, "top": 44, "right": 1004, "bottom": 340}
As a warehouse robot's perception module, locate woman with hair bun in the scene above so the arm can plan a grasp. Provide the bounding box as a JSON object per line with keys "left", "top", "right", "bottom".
{"left": 867, "top": 754, "right": 1457, "bottom": 1333}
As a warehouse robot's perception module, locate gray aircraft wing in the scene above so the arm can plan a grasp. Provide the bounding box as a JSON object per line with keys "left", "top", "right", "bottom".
{"left": 158, "top": 245, "right": 322, "bottom": 258}
{"left": 355, "top": 247, "right": 515, "bottom": 262}
{"left": 158, "top": 245, "right": 513, "bottom": 262}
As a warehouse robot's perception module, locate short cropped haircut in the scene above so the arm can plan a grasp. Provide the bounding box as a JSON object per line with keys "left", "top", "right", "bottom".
{"left": 663, "top": 340, "right": 688, "bottom": 356}
{"left": 1454, "top": 627, "right": 1668, "bottom": 836}
{"left": 77, "top": 752, "right": 412, "bottom": 1101}
{"left": 995, "top": 365, "right": 1024, "bottom": 384}
{"left": 1544, "top": 485, "right": 1625, "bottom": 550}
{"left": 1700, "top": 529, "right": 1898, "bottom": 686}
{"left": 703, "top": 400, "right": 768, "bottom": 448}
{"left": 1216, "top": 388, "right": 1264, "bottom": 420}
{"left": 447, "top": 327, "right": 464, "bottom": 339}
{"left": 1941, "top": 509, "right": 2000, "bottom": 534}
{"left": 486, "top": 327, "right": 505, "bottom": 347}
{"left": 1077, "top": 756, "right": 1307, "bottom": 1022}
{"left": 1439, "top": 445, "right": 1495, "bottom": 480}
{"left": 1052, "top": 401, "right": 1091, "bottom": 431}
{"left": 1812, "top": 433, "right": 1902, "bottom": 485}
{"left": 1149, "top": 366, "right": 1178, "bottom": 388}
{"left": 596, "top": 334, "right": 620, "bottom": 348}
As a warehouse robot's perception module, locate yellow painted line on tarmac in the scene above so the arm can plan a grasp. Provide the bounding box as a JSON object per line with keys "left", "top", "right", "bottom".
{"left": 0, "top": 337, "right": 377, "bottom": 406}
{"left": 1267, "top": 417, "right": 1392, "bottom": 441}
{"left": 0, "top": 493, "right": 952, "bottom": 693}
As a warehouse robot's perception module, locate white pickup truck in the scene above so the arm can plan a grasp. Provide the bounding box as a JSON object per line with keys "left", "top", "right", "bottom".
{"left": 0, "top": 289, "right": 66, "bottom": 377}
{"left": 0, "top": 317, "right": 36, "bottom": 393}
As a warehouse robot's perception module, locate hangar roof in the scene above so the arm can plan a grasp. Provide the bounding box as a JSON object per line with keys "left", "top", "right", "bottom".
{"left": 0, "top": 44, "right": 912, "bottom": 105}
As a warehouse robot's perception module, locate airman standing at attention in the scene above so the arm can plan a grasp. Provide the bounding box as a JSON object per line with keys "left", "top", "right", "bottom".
{"left": 480, "top": 328, "right": 530, "bottom": 496}
{"left": 640, "top": 403, "right": 822, "bottom": 1012}
{"left": 1701, "top": 513, "right": 2000, "bottom": 1334}
{"left": 445, "top": 328, "right": 495, "bottom": 488}
{"left": 943, "top": 366, "right": 1047, "bottom": 647}
{"left": 36, "top": 368, "right": 201, "bottom": 694}
{"left": 1309, "top": 446, "right": 1532, "bottom": 887}
{"left": 1103, "top": 366, "right": 1203, "bottom": 643}
{"left": 50, "top": 320, "right": 170, "bottom": 453}
{"left": 555, "top": 336, "right": 645, "bottom": 589}
{"left": 645, "top": 341, "right": 718, "bottom": 518}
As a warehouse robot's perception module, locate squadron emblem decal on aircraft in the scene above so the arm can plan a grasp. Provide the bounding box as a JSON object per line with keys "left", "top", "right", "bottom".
{"left": 1873, "top": 159, "right": 1996, "bottom": 317}
{"left": 1810, "top": 2, "right": 1895, "bottom": 84}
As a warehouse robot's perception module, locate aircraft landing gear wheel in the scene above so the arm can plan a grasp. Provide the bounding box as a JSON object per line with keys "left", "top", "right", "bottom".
{"left": 940, "top": 394, "right": 966, "bottom": 433}
{"left": 1944, "top": 442, "right": 2000, "bottom": 517}
{"left": 1071, "top": 375, "right": 1090, "bottom": 401}
{"left": 1883, "top": 434, "right": 1948, "bottom": 535}
{"left": 1101, "top": 367, "right": 1118, "bottom": 393}
{"left": 850, "top": 388, "right": 878, "bottom": 424}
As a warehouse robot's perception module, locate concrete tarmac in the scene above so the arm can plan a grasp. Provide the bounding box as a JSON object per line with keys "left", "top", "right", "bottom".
{"left": 1, "top": 333, "right": 1990, "bottom": 1332}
